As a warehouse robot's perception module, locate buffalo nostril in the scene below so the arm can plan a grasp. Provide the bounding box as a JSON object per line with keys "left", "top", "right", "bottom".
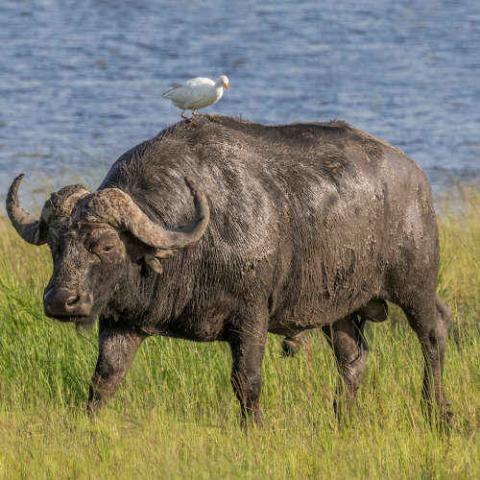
{"left": 44, "top": 288, "right": 91, "bottom": 318}
{"left": 65, "top": 294, "right": 80, "bottom": 307}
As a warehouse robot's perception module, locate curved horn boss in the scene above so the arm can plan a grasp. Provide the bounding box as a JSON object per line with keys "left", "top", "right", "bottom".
{"left": 6, "top": 173, "right": 90, "bottom": 244}
{"left": 77, "top": 177, "right": 210, "bottom": 250}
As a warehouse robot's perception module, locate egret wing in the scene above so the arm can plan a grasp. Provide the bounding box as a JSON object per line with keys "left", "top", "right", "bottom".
{"left": 175, "top": 85, "right": 213, "bottom": 106}
{"left": 162, "top": 83, "right": 183, "bottom": 98}
{"left": 186, "top": 77, "right": 215, "bottom": 88}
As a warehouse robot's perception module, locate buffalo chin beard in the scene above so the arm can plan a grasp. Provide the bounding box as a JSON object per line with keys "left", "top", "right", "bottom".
{"left": 73, "top": 299, "right": 111, "bottom": 330}
{"left": 48, "top": 302, "right": 102, "bottom": 330}
{"left": 49, "top": 313, "right": 97, "bottom": 330}
{"left": 73, "top": 314, "right": 97, "bottom": 331}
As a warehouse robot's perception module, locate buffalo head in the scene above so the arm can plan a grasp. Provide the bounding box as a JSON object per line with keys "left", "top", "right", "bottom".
{"left": 6, "top": 174, "right": 209, "bottom": 325}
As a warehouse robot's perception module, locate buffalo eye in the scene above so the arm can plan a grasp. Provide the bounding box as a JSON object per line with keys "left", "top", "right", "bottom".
{"left": 85, "top": 239, "right": 115, "bottom": 256}
{"left": 101, "top": 244, "right": 114, "bottom": 253}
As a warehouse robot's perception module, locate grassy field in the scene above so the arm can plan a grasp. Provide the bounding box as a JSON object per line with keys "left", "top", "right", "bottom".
{"left": 0, "top": 188, "right": 478, "bottom": 479}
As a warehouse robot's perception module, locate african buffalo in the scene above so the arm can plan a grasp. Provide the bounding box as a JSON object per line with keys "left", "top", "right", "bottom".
{"left": 6, "top": 115, "right": 452, "bottom": 425}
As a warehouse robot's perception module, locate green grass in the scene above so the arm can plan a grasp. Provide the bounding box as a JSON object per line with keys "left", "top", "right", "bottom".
{"left": 0, "top": 188, "right": 479, "bottom": 479}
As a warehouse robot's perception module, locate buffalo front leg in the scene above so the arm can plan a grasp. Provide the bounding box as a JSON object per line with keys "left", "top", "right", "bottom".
{"left": 322, "top": 315, "right": 368, "bottom": 421}
{"left": 87, "top": 323, "right": 146, "bottom": 416}
{"left": 228, "top": 320, "right": 267, "bottom": 427}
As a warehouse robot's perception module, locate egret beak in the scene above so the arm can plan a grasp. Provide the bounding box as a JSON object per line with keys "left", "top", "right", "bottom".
{"left": 224, "top": 82, "right": 230, "bottom": 90}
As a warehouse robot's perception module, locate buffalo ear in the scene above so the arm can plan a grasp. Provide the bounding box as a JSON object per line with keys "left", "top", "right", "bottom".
{"left": 144, "top": 249, "right": 175, "bottom": 274}
{"left": 144, "top": 255, "right": 164, "bottom": 273}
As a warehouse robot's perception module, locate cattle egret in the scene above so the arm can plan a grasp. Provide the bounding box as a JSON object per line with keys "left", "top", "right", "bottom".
{"left": 162, "top": 75, "right": 230, "bottom": 118}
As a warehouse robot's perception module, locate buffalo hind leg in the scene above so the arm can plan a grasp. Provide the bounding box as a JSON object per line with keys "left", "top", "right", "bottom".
{"left": 87, "top": 321, "right": 145, "bottom": 416}
{"left": 404, "top": 295, "right": 453, "bottom": 427}
{"left": 228, "top": 317, "right": 267, "bottom": 427}
{"left": 322, "top": 315, "right": 368, "bottom": 421}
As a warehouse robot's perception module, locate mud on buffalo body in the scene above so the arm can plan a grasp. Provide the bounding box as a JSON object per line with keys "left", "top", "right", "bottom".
{"left": 6, "top": 115, "right": 452, "bottom": 425}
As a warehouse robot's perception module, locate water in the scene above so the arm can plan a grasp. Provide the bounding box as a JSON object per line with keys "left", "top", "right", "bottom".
{"left": 1, "top": 0, "right": 479, "bottom": 207}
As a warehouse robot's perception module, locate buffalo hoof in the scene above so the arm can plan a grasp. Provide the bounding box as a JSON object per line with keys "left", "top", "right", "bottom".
{"left": 240, "top": 411, "right": 263, "bottom": 430}
{"left": 422, "top": 399, "right": 454, "bottom": 431}
{"left": 437, "top": 401, "right": 454, "bottom": 431}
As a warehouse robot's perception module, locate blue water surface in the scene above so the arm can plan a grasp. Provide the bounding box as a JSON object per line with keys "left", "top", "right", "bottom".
{"left": 1, "top": 0, "right": 479, "bottom": 207}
